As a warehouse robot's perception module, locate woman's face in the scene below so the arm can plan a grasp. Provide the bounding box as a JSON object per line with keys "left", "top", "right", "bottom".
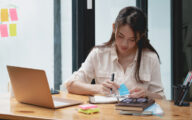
{"left": 114, "top": 24, "right": 138, "bottom": 56}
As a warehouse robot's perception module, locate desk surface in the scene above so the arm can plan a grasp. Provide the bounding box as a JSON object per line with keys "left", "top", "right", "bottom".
{"left": 0, "top": 92, "right": 191, "bottom": 120}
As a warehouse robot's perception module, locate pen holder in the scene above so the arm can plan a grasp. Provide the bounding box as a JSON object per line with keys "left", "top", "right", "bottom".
{"left": 173, "top": 85, "right": 190, "bottom": 106}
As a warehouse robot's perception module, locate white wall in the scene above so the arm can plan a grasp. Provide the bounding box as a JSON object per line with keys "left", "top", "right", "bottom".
{"left": 61, "top": 0, "right": 72, "bottom": 90}
{"left": 95, "top": 0, "right": 136, "bottom": 45}
{"left": 148, "top": 0, "right": 171, "bottom": 99}
{"left": 0, "top": 0, "right": 54, "bottom": 93}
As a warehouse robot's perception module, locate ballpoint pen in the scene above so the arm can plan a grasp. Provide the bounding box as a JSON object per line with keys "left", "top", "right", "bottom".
{"left": 110, "top": 73, "right": 120, "bottom": 102}
{"left": 110, "top": 73, "right": 115, "bottom": 92}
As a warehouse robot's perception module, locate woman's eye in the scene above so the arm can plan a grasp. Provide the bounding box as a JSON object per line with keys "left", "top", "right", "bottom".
{"left": 131, "top": 40, "right": 135, "bottom": 42}
{"left": 128, "top": 39, "right": 135, "bottom": 42}
{"left": 118, "top": 35, "right": 123, "bottom": 38}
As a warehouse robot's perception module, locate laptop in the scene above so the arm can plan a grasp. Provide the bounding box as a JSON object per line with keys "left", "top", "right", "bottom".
{"left": 7, "top": 65, "right": 83, "bottom": 109}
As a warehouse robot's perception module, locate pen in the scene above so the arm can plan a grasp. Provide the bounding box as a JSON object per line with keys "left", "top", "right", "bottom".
{"left": 183, "top": 73, "right": 190, "bottom": 85}
{"left": 110, "top": 73, "right": 115, "bottom": 92}
{"left": 110, "top": 73, "right": 119, "bottom": 102}
{"left": 179, "top": 82, "right": 190, "bottom": 105}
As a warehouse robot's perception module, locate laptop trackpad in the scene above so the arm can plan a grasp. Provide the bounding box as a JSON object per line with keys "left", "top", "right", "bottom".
{"left": 53, "top": 101, "right": 69, "bottom": 107}
{"left": 52, "top": 96, "right": 83, "bottom": 108}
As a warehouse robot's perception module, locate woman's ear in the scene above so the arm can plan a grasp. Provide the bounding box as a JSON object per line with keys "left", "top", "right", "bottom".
{"left": 136, "top": 32, "right": 141, "bottom": 42}
{"left": 140, "top": 33, "right": 145, "bottom": 38}
{"left": 112, "top": 23, "right": 115, "bottom": 33}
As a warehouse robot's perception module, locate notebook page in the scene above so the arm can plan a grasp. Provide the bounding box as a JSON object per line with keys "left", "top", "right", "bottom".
{"left": 93, "top": 96, "right": 117, "bottom": 103}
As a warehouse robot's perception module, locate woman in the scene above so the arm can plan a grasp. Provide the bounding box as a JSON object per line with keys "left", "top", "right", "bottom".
{"left": 64, "top": 6, "right": 165, "bottom": 99}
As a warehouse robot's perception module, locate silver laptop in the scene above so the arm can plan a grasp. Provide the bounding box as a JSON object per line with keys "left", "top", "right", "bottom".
{"left": 7, "top": 65, "right": 83, "bottom": 109}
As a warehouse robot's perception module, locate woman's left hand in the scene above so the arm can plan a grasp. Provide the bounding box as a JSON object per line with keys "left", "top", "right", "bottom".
{"left": 129, "top": 87, "right": 148, "bottom": 98}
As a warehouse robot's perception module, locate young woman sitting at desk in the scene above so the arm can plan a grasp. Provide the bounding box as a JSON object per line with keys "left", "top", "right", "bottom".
{"left": 64, "top": 6, "right": 165, "bottom": 99}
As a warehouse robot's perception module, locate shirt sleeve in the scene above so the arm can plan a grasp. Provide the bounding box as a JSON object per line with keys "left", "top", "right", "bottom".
{"left": 148, "top": 55, "right": 166, "bottom": 99}
{"left": 63, "top": 48, "right": 97, "bottom": 89}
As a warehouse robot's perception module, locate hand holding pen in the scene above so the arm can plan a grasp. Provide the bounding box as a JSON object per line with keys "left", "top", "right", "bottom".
{"left": 99, "top": 73, "right": 120, "bottom": 95}
{"left": 110, "top": 73, "right": 120, "bottom": 102}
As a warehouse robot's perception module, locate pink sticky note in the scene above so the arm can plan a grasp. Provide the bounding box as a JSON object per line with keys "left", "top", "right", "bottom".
{"left": 0, "top": 24, "right": 8, "bottom": 37}
{"left": 9, "top": 8, "right": 18, "bottom": 21}
{"left": 79, "top": 104, "right": 98, "bottom": 110}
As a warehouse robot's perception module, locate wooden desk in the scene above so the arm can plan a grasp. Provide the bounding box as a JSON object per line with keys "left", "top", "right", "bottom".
{"left": 0, "top": 92, "right": 191, "bottom": 120}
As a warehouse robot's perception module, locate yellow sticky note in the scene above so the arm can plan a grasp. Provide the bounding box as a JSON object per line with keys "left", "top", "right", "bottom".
{"left": 1, "top": 9, "right": 9, "bottom": 22}
{"left": 9, "top": 24, "right": 17, "bottom": 36}
{"left": 78, "top": 108, "right": 100, "bottom": 114}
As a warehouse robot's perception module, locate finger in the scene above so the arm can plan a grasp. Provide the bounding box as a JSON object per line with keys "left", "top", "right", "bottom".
{"left": 101, "top": 82, "right": 111, "bottom": 91}
{"left": 129, "top": 93, "right": 140, "bottom": 98}
{"left": 129, "top": 90, "right": 145, "bottom": 98}
{"left": 103, "top": 82, "right": 113, "bottom": 89}
{"left": 106, "top": 80, "right": 114, "bottom": 84}
{"left": 130, "top": 90, "right": 143, "bottom": 98}
{"left": 102, "top": 86, "right": 111, "bottom": 95}
{"left": 113, "top": 82, "right": 120, "bottom": 89}
{"left": 130, "top": 87, "right": 140, "bottom": 93}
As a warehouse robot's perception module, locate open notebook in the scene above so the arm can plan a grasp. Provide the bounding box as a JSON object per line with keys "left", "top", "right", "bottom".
{"left": 89, "top": 95, "right": 125, "bottom": 104}
{"left": 89, "top": 84, "right": 130, "bottom": 104}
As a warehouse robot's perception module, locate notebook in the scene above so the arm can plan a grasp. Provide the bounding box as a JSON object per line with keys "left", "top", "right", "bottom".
{"left": 89, "top": 84, "right": 130, "bottom": 104}
{"left": 119, "top": 103, "right": 164, "bottom": 116}
{"left": 115, "top": 98, "right": 155, "bottom": 112}
{"left": 7, "top": 65, "right": 83, "bottom": 109}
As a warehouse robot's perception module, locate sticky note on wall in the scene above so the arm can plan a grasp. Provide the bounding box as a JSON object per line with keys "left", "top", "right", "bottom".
{"left": 0, "top": 24, "right": 8, "bottom": 37}
{"left": 1, "top": 9, "right": 9, "bottom": 22}
{"left": 9, "top": 24, "right": 17, "bottom": 36}
{"left": 9, "top": 8, "right": 18, "bottom": 21}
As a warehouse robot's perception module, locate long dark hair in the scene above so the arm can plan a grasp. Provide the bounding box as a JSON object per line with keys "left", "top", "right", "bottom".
{"left": 96, "top": 6, "right": 160, "bottom": 83}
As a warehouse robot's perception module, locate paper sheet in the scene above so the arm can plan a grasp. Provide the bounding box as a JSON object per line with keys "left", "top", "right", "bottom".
{"left": 93, "top": 96, "right": 117, "bottom": 103}
{"left": 9, "top": 24, "right": 17, "bottom": 36}
{"left": 9, "top": 8, "right": 18, "bottom": 21}
{"left": 118, "top": 84, "right": 130, "bottom": 96}
{"left": 144, "top": 103, "right": 164, "bottom": 115}
{"left": 1, "top": 9, "right": 9, "bottom": 22}
{"left": 0, "top": 24, "right": 8, "bottom": 37}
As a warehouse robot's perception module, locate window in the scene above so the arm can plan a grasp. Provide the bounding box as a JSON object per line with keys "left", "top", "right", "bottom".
{"left": 148, "top": 0, "right": 171, "bottom": 99}
{"left": 61, "top": 0, "right": 72, "bottom": 90}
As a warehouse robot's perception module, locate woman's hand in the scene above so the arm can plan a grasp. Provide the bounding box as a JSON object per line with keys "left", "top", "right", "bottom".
{"left": 129, "top": 87, "right": 148, "bottom": 98}
{"left": 96, "top": 80, "right": 120, "bottom": 95}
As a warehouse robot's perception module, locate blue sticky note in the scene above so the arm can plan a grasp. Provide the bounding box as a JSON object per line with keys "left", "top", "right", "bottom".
{"left": 118, "top": 84, "right": 130, "bottom": 96}
{"left": 144, "top": 103, "right": 164, "bottom": 116}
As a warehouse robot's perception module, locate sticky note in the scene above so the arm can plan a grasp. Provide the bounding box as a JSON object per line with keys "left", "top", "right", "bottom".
{"left": 78, "top": 108, "right": 100, "bottom": 114}
{"left": 0, "top": 24, "right": 8, "bottom": 37}
{"left": 1, "top": 9, "right": 9, "bottom": 22}
{"left": 79, "top": 104, "right": 97, "bottom": 110}
{"left": 9, "top": 8, "right": 18, "bottom": 21}
{"left": 118, "top": 84, "right": 130, "bottom": 96}
{"left": 9, "top": 24, "right": 17, "bottom": 36}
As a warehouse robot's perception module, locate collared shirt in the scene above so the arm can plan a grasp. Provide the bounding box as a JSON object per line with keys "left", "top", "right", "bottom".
{"left": 64, "top": 44, "right": 165, "bottom": 98}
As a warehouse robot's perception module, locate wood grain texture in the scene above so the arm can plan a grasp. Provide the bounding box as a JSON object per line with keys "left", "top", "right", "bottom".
{"left": 0, "top": 92, "right": 191, "bottom": 120}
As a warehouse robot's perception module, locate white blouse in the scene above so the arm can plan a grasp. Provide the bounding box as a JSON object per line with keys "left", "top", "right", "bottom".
{"left": 64, "top": 44, "right": 165, "bottom": 98}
